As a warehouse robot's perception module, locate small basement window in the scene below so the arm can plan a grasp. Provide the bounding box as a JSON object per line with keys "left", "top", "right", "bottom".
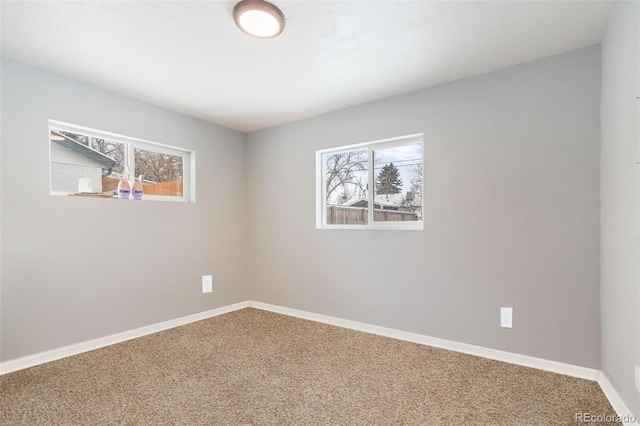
{"left": 49, "top": 120, "right": 194, "bottom": 202}
{"left": 316, "top": 134, "right": 423, "bottom": 230}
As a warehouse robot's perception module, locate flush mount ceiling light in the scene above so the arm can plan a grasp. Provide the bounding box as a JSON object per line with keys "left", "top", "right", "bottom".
{"left": 233, "top": 0, "right": 285, "bottom": 39}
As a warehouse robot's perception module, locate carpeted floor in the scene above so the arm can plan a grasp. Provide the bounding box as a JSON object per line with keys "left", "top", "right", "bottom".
{"left": 0, "top": 308, "right": 620, "bottom": 425}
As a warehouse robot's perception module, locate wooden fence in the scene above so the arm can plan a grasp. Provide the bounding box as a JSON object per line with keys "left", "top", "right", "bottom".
{"left": 327, "top": 206, "right": 418, "bottom": 225}
{"left": 142, "top": 180, "right": 183, "bottom": 196}
{"left": 102, "top": 179, "right": 183, "bottom": 197}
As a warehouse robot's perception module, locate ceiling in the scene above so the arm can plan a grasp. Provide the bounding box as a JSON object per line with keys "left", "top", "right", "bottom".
{"left": 1, "top": 1, "right": 615, "bottom": 133}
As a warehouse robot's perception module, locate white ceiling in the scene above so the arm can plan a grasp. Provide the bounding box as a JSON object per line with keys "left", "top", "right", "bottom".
{"left": 1, "top": 1, "right": 615, "bottom": 133}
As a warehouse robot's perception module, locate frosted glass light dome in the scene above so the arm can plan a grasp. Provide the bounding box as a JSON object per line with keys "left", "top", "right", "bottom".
{"left": 233, "top": 0, "right": 285, "bottom": 39}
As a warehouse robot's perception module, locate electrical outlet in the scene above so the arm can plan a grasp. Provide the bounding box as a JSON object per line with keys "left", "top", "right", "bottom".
{"left": 635, "top": 365, "right": 640, "bottom": 394}
{"left": 202, "top": 275, "right": 213, "bottom": 293}
{"left": 500, "top": 307, "right": 513, "bottom": 328}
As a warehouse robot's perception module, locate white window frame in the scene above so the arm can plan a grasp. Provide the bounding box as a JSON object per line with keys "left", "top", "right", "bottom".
{"left": 316, "top": 133, "right": 424, "bottom": 231}
{"left": 48, "top": 120, "right": 195, "bottom": 202}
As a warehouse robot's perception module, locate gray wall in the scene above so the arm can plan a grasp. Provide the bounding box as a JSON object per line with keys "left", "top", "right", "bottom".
{"left": 0, "top": 59, "right": 247, "bottom": 362}
{"left": 0, "top": 45, "right": 609, "bottom": 374}
{"left": 246, "top": 46, "right": 602, "bottom": 368}
{"left": 601, "top": 1, "right": 640, "bottom": 417}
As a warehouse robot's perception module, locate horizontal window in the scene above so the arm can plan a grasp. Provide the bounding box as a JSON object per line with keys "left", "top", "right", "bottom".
{"left": 49, "top": 120, "right": 194, "bottom": 202}
{"left": 317, "top": 134, "right": 423, "bottom": 230}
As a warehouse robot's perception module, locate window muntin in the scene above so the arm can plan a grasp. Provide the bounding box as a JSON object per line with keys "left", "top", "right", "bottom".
{"left": 49, "top": 120, "right": 193, "bottom": 202}
{"left": 317, "top": 134, "right": 423, "bottom": 230}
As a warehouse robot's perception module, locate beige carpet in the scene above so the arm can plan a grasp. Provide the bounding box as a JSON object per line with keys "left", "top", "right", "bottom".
{"left": 0, "top": 308, "right": 620, "bottom": 425}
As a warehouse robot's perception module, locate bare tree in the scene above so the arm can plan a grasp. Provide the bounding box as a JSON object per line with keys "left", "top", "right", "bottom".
{"left": 410, "top": 162, "right": 423, "bottom": 203}
{"left": 91, "top": 139, "right": 125, "bottom": 174}
{"left": 400, "top": 195, "right": 418, "bottom": 212}
{"left": 400, "top": 162, "right": 423, "bottom": 212}
{"left": 134, "top": 150, "right": 183, "bottom": 183}
{"left": 325, "top": 151, "right": 367, "bottom": 205}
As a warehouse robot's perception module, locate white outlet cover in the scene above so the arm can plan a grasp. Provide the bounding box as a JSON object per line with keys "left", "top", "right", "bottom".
{"left": 202, "top": 275, "right": 213, "bottom": 294}
{"left": 500, "top": 307, "right": 513, "bottom": 328}
{"left": 635, "top": 365, "right": 640, "bottom": 394}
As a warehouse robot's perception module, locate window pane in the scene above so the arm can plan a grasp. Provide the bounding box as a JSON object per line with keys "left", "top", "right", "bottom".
{"left": 134, "top": 148, "right": 184, "bottom": 197}
{"left": 50, "top": 129, "right": 125, "bottom": 194}
{"left": 323, "top": 149, "right": 369, "bottom": 225}
{"left": 373, "top": 143, "right": 422, "bottom": 222}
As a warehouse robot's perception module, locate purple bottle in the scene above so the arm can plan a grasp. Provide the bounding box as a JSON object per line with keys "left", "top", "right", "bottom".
{"left": 132, "top": 175, "right": 144, "bottom": 200}
{"left": 117, "top": 169, "right": 132, "bottom": 199}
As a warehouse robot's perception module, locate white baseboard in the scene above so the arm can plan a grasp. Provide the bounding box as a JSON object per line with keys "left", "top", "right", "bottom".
{"left": 0, "top": 301, "right": 250, "bottom": 375}
{"left": 597, "top": 372, "right": 640, "bottom": 425}
{"left": 2, "top": 299, "right": 635, "bottom": 424}
{"left": 248, "top": 301, "right": 599, "bottom": 381}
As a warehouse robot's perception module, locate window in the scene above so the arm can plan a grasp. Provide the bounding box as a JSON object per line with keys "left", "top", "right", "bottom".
{"left": 316, "top": 134, "right": 423, "bottom": 230}
{"left": 49, "top": 120, "right": 194, "bottom": 202}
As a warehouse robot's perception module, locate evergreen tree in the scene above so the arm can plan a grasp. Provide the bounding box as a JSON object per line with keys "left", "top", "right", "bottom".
{"left": 376, "top": 163, "right": 403, "bottom": 194}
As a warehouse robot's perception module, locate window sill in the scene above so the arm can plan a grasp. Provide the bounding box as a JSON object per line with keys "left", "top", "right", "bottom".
{"left": 52, "top": 192, "right": 190, "bottom": 203}
{"left": 316, "top": 223, "right": 423, "bottom": 231}
{"left": 67, "top": 192, "right": 117, "bottom": 199}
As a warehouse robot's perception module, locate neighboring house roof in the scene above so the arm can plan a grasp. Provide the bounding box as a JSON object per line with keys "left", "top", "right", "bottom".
{"left": 373, "top": 193, "right": 407, "bottom": 206}
{"left": 342, "top": 193, "right": 421, "bottom": 209}
{"left": 346, "top": 198, "right": 397, "bottom": 210}
{"left": 51, "top": 130, "right": 117, "bottom": 169}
